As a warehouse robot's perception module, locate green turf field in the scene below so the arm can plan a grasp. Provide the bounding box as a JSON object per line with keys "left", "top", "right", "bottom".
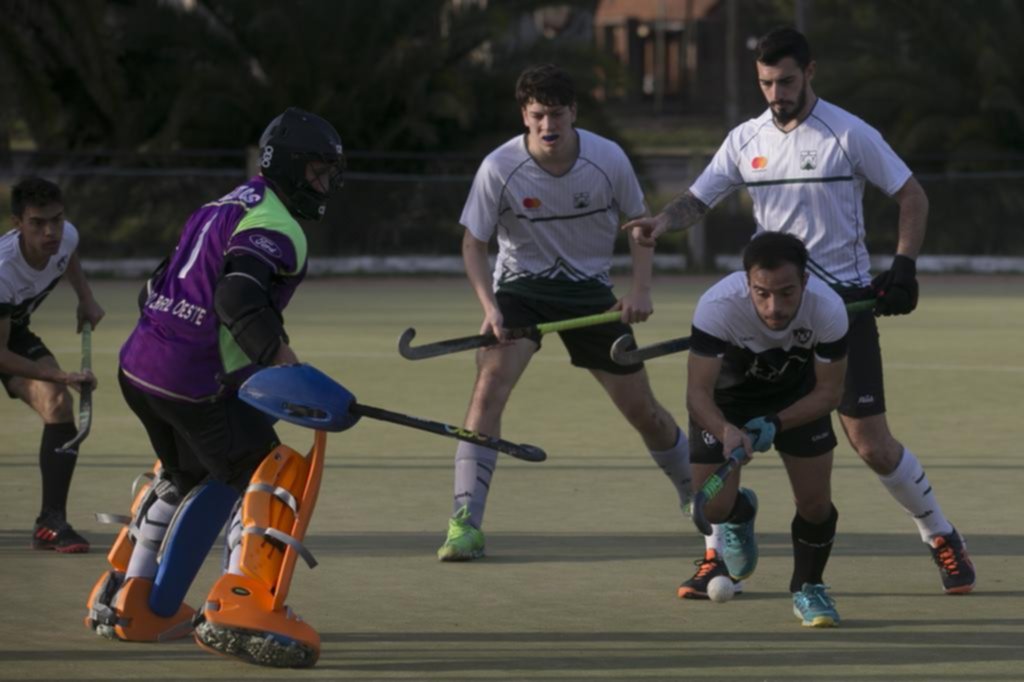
{"left": 1, "top": 275, "right": 1022, "bottom": 680}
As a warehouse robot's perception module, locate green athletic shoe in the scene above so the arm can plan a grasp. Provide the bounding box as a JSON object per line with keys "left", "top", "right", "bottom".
{"left": 437, "top": 505, "right": 485, "bottom": 562}
{"left": 792, "top": 583, "right": 840, "bottom": 628}
{"left": 722, "top": 488, "right": 758, "bottom": 580}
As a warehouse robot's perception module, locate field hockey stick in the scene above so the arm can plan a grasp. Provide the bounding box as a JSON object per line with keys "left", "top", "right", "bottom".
{"left": 240, "top": 364, "right": 547, "bottom": 463}
{"left": 691, "top": 446, "right": 747, "bottom": 536}
{"left": 348, "top": 403, "right": 546, "bottom": 462}
{"left": 58, "top": 322, "right": 93, "bottom": 454}
{"left": 611, "top": 298, "right": 878, "bottom": 365}
{"left": 610, "top": 333, "right": 689, "bottom": 365}
{"left": 398, "top": 310, "right": 623, "bottom": 360}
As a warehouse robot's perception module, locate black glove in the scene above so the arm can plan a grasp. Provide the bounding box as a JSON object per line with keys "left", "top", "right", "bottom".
{"left": 871, "top": 254, "right": 918, "bottom": 316}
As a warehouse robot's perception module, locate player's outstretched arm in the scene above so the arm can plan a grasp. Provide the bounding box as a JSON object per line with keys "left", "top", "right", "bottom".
{"left": 621, "top": 191, "right": 709, "bottom": 247}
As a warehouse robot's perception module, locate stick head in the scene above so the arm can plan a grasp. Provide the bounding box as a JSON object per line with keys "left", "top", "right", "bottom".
{"left": 397, "top": 328, "right": 417, "bottom": 359}
{"left": 691, "top": 492, "right": 713, "bottom": 535}
{"left": 239, "top": 364, "right": 361, "bottom": 432}
{"left": 609, "top": 334, "right": 637, "bottom": 365}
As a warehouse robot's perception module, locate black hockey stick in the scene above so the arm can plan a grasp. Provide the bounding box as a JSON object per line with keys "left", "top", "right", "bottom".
{"left": 691, "top": 446, "right": 746, "bottom": 536}
{"left": 348, "top": 403, "right": 546, "bottom": 462}
{"left": 398, "top": 311, "right": 622, "bottom": 360}
{"left": 58, "top": 322, "right": 93, "bottom": 455}
{"left": 610, "top": 333, "right": 690, "bottom": 365}
{"left": 611, "top": 298, "right": 877, "bottom": 365}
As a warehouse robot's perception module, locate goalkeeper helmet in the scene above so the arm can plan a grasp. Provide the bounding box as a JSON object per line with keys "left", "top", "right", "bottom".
{"left": 258, "top": 107, "right": 345, "bottom": 221}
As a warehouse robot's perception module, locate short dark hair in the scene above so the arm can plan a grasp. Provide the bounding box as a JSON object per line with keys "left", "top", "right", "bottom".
{"left": 515, "top": 64, "right": 576, "bottom": 108}
{"left": 756, "top": 26, "right": 812, "bottom": 69}
{"left": 742, "top": 232, "right": 809, "bottom": 276}
{"left": 12, "top": 177, "right": 62, "bottom": 217}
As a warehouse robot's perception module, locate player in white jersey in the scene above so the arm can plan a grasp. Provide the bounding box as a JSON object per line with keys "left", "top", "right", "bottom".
{"left": 436, "top": 64, "right": 693, "bottom": 561}
{"left": 687, "top": 232, "right": 848, "bottom": 626}
{"left": 624, "top": 27, "right": 974, "bottom": 595}
{"left": 0, "top": 177, "right": 103, "bottom": 553}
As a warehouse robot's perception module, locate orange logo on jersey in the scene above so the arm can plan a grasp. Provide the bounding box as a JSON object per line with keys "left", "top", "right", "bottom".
{"left": 751, "top": 156, "right": 768, "bottom": 170}
{"left": 522, "top": 197, "right": 542, "bottom": 209}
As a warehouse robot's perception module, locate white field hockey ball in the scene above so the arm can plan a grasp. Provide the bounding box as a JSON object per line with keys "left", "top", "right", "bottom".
{"left": 707, "top": 575, "right": 736, "bottom": 603}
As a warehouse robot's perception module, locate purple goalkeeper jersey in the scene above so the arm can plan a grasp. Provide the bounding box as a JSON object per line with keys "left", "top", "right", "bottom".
{"left": 120, "top": 177, "right": 308, "bottom": 402}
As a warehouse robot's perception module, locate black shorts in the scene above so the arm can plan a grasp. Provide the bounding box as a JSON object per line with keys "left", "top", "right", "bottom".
{"left": 689, "top": 412, "right": 837, "bottom": 463}
{"left": 118, "top": 369, "right": 279, "bottom": 493}
{"left": 838, "top": 294, "right": 886, "bottom": 418}
{"left": 496, "top": 291, "right": 642, "bottom": 375}
{"left": 1, "top": 324, "right": 53, "bottom": 398}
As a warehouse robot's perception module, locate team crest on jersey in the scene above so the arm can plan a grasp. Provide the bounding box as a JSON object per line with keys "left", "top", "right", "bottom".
{"left": 800, "top": 150, "right": 817, "bottom": 170}
{"left": 249, "top": 234, "right": 282, "bottom": 258}
{"left": 750, "top": 156, "right": 768, "bottom": 171}
{"left": 573, "top": 192, "right": 590, "bottom": 209}
{"left": 56, "top": 255, "right": 68, "bottom": 271}
{"left": 793, "top": 327, "right": 812, "bottom": 344}
{"left": 522, "top": 197, "right": 542, "bottom": 209}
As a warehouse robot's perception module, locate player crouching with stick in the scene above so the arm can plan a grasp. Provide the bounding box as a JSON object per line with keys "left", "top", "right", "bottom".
{"left": 84, "top": 108, "right": 345, "bottom": 667}
{"left": 684, "top": 232, "right": 848, "bottom": 627}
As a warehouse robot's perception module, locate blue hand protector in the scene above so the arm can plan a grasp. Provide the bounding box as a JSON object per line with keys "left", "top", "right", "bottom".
{"left": 239, "top": 363, "right": 360, "bottom": 432}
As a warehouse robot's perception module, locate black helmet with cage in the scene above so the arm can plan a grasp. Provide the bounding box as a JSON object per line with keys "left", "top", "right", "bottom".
{"left": 258, "top": 107, "right": 345, "bottom": 221}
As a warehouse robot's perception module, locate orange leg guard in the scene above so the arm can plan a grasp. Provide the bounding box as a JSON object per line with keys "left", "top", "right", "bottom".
{"left": 194, "top": 431, "right": 325, "bottom": 668}
{"left": 84, "top": 462, "right": 196, "bottom": 642}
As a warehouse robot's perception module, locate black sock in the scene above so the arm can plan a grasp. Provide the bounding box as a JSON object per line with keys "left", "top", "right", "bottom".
{"left": 726, "top": 489, "right": 756, "bottom": 524}
{"left": 790, "top": 505, "right": 839, "bottom": 593}
{"left": 39, "top": 423, "right": 79, "bottom": 519}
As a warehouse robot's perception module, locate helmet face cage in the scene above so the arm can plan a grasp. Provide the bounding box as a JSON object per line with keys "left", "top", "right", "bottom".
{"left": 259, "top": 108, "right": 345, "bottom": 221}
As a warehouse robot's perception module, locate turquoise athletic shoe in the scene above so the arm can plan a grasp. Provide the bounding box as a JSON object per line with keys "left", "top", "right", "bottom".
{"left": 437, "top": 505, "right": 485, "bottom": 561}
{"left": 722, "top": 488, "right": 758, "bottom": 580}
{"left": 792, "top": 583, "right": 840, "bottom": 628}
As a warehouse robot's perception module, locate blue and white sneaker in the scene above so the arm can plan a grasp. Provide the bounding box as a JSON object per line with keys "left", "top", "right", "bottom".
{"left": 722, "top": 488, "right": 758, "bottom": 580}
{"left": 792, "top": 583, "right": 840, "bottom": 628}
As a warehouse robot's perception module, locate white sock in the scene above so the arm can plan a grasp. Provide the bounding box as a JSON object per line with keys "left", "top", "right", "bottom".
{"left": 225, "top": 503, "right": 245, "bottom": 576}
{"left": 125, "top": 498, "right": 178, "bottom": 579}
{"left": 453, "top": 442, "right": 498, "bottom": 529}
{"left": 705, "top": 524, "right": 726, "bottom": 554}
{"left": 878, "top": 447, "right": 954, "bottom": 542}
{"left": 648, "top": 428, "right": 693, "bottom": 514}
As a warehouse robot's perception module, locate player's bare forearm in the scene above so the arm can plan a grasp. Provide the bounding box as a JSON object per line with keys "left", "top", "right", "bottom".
{"left": 67, "top": 253, "right": 105, "bottom": 328}
{"left": 776, "top": 358, "right": 847, "bottom": 430}
{"left": 628, "top": 227, "right": 654, "bottom": 293}
{"left": 893, "top": 177, "right": 928, "bottom": 258}
{"left": 461, "top": 229, "right": 502, "bottom": 336}
{"left": 686, "top": 353, "right": 729, "bottom": 441}
{"left": 662, "top": 191, "right": 710, "bottom": 232}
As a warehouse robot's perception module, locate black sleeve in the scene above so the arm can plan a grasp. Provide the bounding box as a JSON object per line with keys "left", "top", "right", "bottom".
{"left": 689, "top": 325, "right": 729, "bottom": 358}
{"left": 213, "top": 253, "right": 286, "bottom": 365}
{"left": 815, "top": 333, "right": 849, "bottom": 362}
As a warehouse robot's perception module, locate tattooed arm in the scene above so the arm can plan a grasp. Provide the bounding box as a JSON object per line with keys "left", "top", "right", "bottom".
{"left": 621, "top": 191, "right": 710, "bottom": 247}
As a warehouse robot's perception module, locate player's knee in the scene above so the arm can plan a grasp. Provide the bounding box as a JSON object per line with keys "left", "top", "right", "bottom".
{"left": 621, "top": 399, "right": 667, "bottom": 435}
{"left": 794, "top": 496, "right": 833, "bottom": 524}
{"left": 471, "top": 373, "right": 515, "bottom": 413}
{"left": 851, "top": 438, "right": 901, "bottom": 472}
{"left": 38, "top": 386, "right": 74, "bottom": 422}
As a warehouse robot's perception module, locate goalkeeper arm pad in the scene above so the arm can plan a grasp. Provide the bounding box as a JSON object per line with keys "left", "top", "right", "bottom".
{"left": 214, "top": 254, "right": 286, "bottom": 365}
